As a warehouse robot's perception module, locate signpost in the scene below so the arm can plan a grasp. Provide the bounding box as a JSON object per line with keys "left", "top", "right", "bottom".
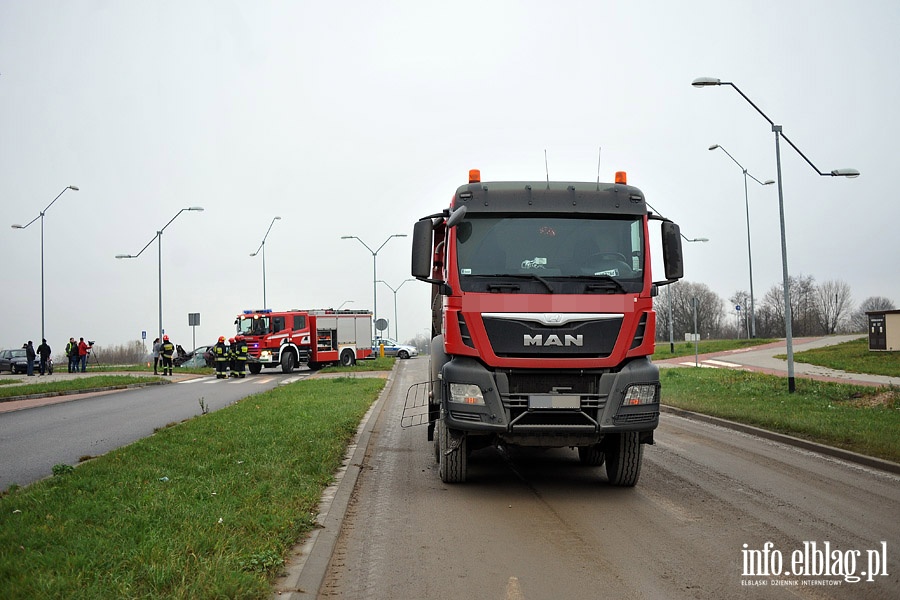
{"left": 188, "top": 313, "right": 200, "bottom": 351}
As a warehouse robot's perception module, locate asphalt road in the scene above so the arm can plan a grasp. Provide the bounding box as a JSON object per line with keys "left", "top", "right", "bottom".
{"left": 0, "top": 371, "right": 307, "bottom": 489}
{"left": 296, "top": 357, "right": 899, "bottom": 600}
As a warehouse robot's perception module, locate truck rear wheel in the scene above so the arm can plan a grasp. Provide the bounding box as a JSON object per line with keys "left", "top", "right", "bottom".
{"left": 281, "top": 351, "right": 295, "bottom": 374}
{"left": 577, "top": 444, "right": 605, "bottom": 466}
{"left": 604, "top": 432, "right": 643, "bottom": 487}
{"left": 437, "top": 419, "right": 467, "bottom": 483}
{"left": 340, "top": 348, "right": 355, "bottom": 367}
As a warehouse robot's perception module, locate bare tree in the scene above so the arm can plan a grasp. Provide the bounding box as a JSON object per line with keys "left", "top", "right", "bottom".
{"left": 851, "top": 296, "right": 897, "bottom": 332}
{"left": 757, "top": 274, "right": 818, "bottom": 336}
{"left": 729, "top": 290, "right": 751, "bottom": 338}
{"left": 654, "top": 281, "right": 724, "bottom": 341}
{"left": 814, "top": 279, "right": 853, "bottom": 334}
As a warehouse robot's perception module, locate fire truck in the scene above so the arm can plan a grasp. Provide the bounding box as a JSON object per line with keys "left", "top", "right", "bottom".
{"left": 235, "top": 309, "right": 374, "bottom": 374}
{"left": 410, "top": 169, "right": 684, "bottom": 485}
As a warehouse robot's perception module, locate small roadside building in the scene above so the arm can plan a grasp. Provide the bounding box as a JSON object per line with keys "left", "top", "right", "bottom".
{"left": 867, "top": 309, "right": 900, "bottom": 351}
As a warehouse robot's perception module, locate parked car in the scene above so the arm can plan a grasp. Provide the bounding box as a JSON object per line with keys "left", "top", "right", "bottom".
{"left": 0, "top": 348, "right": 44, "bottom": 374}
{"left": 372, "top": 338, "right": 418, "bottom": 359}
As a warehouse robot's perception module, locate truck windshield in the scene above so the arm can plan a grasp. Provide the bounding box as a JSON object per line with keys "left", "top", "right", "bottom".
{"left": 455, "top": 216, "right": 644, "bottom": 293}
{"left": 237, "top": 316, "right": 270, "bottom": 336}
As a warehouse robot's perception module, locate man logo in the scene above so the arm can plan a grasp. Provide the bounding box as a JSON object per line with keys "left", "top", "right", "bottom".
{"left": 524, "top": 334, "right": 583, "bottom": 347}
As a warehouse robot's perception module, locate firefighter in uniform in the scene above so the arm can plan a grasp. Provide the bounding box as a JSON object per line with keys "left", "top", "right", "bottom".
{"left": 233, "top": 335, "right": 249, "bottom": 378}
{"left": 160, "top": 335, "right": 176, "bottom": 376}
{"left": 213, "top": 336, "right": 229, "bottom": 379}
{"left": 228, "top": 338, "right": 237, "bottom": 377}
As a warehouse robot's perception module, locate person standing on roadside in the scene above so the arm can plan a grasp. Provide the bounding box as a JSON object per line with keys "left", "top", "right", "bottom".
{"left": 151, "top": 337, "right": 161, "bottom": 375}
{"left": 37, "top": 339, "right": 52, "bottom": 375}
{"left": 78, "top": 337, "right": 88, "bottom": 372}
{"left": 213, "top": 336, "right": 229, "bottom": 379}
{"left": 24, "top": 341, "right": 36, "bottom": 376}
{"left": 66, "top": 337, "right": 77, "bottom": 373}
{"left": 233, "top": 335, "right": 248, "bottom": 378}
{"left": 160, "top": 335, "right": 175, "bottom": 376}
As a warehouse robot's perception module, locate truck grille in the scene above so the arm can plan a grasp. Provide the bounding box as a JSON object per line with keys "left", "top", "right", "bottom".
{"left": 483, "top": 314, "right": 623, "bottom": 358}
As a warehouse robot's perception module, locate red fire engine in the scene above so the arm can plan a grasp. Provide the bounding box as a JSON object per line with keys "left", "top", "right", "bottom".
{"left": 235, "top": 309, "right": 374, "bottom": 373}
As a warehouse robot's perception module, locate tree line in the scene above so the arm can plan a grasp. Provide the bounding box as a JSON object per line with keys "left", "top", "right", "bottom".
{"left": 654, "top": 275, "right": 896, "bottom": 341}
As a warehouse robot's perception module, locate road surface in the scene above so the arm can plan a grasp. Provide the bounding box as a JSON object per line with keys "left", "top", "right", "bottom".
{"left": 295, "top": 357, "right": 899, "bottom": 599}
{"left": 0, "top": 372, "right": 306, "bottom": 489}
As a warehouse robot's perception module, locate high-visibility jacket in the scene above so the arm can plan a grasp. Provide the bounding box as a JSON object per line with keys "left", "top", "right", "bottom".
{"left": 161, "top": 341, "right": 175, "bottom": 359}
{"left": 213, "top": 342, "right": 229, "bottom": 362}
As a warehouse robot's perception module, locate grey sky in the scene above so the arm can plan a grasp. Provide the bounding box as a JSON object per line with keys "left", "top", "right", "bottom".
{"left": 2, "top": 1, "right": 897, "bottom": 352}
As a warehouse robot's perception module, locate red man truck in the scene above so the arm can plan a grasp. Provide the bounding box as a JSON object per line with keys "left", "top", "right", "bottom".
{"left": 235, "top": 308, "right": 374, "bottom": 373}
{"left": 410, "top": 169, "right": 684, "bottom": 485}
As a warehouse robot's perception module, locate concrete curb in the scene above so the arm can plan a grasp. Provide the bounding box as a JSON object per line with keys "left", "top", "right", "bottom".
{"left": 273, "top": 365, "right": 398, "bottom": 598}
{"left": 661, "top": 405, "right": 900, "bottom": 475}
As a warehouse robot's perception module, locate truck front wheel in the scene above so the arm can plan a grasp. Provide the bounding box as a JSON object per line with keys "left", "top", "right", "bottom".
{"left": 437, "top": 419, "right": 467, "bottom": 483}
{"left": 577, "top": 444, "right": 605, "bottom": 466}
{"left": 281, "top": 351, "right": 295, "bottom": 374}
{"left": 604, "top": 432, "right": 643, "bottom": 487}
{"left": 248, "top": 363, "right": 262, "bottom": 375}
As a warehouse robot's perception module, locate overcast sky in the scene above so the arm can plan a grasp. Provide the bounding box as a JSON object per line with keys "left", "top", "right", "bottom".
{"left": 2, "top": 1, "right": 897, "bottom": 353}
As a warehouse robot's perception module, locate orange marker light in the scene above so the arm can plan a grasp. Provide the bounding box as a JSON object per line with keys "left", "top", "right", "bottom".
{"left": 469, "top": 169, "right": 481, "bottom": 183}
{"left": 615, "top": 171, "right": 627, "bottom": 184}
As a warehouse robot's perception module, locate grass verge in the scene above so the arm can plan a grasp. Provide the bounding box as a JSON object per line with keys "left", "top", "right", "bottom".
{"left": 661, "top": 367, "right": 900, "bottom": 463}
{"left": 0, "top": 376, "right": 385, "bottom": 599}
{"left": 653, "top": 338, "right": 777, "bottom": 359}
{"left": 319, "top": 355, "right": 396, "bottom": 373}
{"left": 0, "top": 375, "right": 165, "bottom": 401}
{"left": 783, "top": 337, "right": 900, "bottom": 377}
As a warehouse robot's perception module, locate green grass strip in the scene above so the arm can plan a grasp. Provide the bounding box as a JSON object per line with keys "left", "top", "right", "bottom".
{"left": 0, "top": 377, "right": 384, "bottom": 599}
{"left": 653, "top": 338, "right": 778, "bottom": 359}
{"left": 661, "top": 367, "right": 900, "bottom": 462}
{"left": 786, "top": 337, "right": 900, "bottom": 377}
{"left": 0, "top": 376, "right": 164, "bottom": 400}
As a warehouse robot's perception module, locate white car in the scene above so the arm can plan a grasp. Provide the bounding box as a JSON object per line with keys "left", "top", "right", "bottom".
{"left": 373, "top": 338, "right": 418, "bottom": 359}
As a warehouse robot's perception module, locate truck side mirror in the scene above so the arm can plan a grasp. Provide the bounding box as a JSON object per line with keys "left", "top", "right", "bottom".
{"left": 411, "top": 218, "right": 434, "bottom": 279}
{"left": 661, "top": 221, "right": 684, "bottom": 281}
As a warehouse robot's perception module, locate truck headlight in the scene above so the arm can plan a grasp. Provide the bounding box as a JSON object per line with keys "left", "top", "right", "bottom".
{"left": 622, "top": 384, "right": 658, "bottom": 406}
{"left": 449, "top": 383, "right": 485, "bottom": 405}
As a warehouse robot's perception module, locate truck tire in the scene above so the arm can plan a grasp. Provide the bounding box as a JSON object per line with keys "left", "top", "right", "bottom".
{"left": 577, "top": 444, "right": 605, "bottom": 466}
{"left": 437, "top": 419, "right": 467, "bottom": 483}
{"left": 604, "top": 432, "right": 643, "bottom": 487}
{"left": 281, "top": 351, "right": 295, "bottom": 374}
{"left": 340, "top": 348, "right": 355, "bottom": 367}
{"left": 248, "top": 363, "right": 262, "bottom": 375}
{"left": 428, "top": 335, "right": 446, "bottom": 442}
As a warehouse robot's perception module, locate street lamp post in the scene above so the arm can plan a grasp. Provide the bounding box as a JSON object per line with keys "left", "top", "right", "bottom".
{"left": 693, "top": 77, "right": 859, "bottom": 392}
{"left": 377, "top": 278, "right": 415, "bottom": 341}
{"left": 11, "top": 185, "right": 80, "bottom": 343}
{"left": 250, "top": 216, "right": 281, "bottom": 310}
{"left": 116, "top": 207, "right": 204, "bottom": 342}
{"left": 341, "top": 234, "right": 407, "bottom": 338}
{"left": 668, "top": 235, "right": 709, "bottom": 353}
{"left": 709, "top": 144, "right": 775, "bottom": 338}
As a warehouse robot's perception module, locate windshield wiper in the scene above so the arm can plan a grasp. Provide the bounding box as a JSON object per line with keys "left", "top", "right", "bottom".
{"left": 477, "top": 274, "right": 555, "bottom": 293}
{"left": 583, "top": 274, "right": 627, "bottom": 294}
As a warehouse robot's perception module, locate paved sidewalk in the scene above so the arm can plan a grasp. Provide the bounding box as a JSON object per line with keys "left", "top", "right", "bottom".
{"left": 655, "top": 334, "right": 899, "bottom": 387}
